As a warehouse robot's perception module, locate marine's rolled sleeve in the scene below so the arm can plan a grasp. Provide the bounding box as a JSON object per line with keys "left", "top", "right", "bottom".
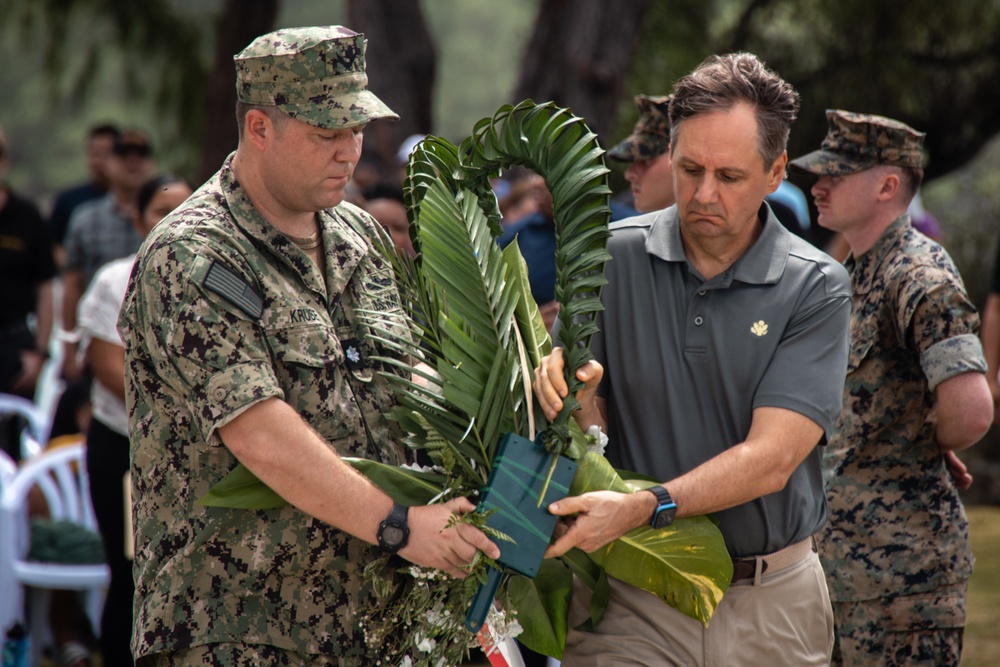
{"left": 921, "top": 335, "right": 988, "bottom": 391}
{"left": 901, "top": 265, "right": 986, "bottom": 391}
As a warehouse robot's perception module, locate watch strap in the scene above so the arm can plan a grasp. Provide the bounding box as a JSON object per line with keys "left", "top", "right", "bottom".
{"left": 646, "top": 485, "right": 677, "bottom": 528}
{"left": 377, "top": 503, "right": 410, "bottom": 554}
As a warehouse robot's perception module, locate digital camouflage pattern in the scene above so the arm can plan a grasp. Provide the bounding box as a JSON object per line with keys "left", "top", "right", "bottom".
{"left": 119, "top": 155, "right": 411, "bottom": 663}
{"left": 817, "top": 215, "right": 986, "bottom": 606}
{"left": 235, "top": 26, "right": 398, "bottom": 129}
{"left": 142, "top": 641, "right": 344, "bottom": 667}
{"left": 789, "top": 109, "right": 925, "bottom": 176}
{"left": 607, "top": 94, "right": 671, "bottom": 163}
{"left": 830, "top": 581, "right": 966, "bottom": 667}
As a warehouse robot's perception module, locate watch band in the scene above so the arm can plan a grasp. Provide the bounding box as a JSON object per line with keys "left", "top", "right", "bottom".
{"left": 646, "top": 485, "right": 677, "bottom": 529}
{"left": 377, "top": 503, "right": 410, "bottom": 555}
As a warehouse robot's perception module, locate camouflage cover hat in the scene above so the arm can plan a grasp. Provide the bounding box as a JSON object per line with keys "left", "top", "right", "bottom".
{"left": 234, "top": 26, "right": 399, "bottom": 129}
{"left": 789, "top": 109, "right": 924, "bottom": 176}
{"left": 608, "top": 95, "right": 671, "bottom": 163}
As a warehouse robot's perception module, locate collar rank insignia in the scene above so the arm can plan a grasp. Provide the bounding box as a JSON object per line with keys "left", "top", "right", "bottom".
{"left": 341, "top": 338, "right": 365, "bottom": 371}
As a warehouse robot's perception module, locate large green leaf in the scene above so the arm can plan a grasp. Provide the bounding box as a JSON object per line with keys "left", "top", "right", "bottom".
{"left": 197, "top": 459, "right": 447, "bottom": 509}
{"left": 196, "top": 463, "right": 286, "bottom": 509}
{"left": 571, "top": 453, "right": 731, "bottom": 627}
{"left": 507, "top": 561, "right": 573, "bottom": 659}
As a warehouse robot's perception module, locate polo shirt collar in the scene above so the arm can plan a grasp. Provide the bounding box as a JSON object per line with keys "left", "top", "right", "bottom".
{"left": 645, "top": 202, "right": 790, "bottom": 285}
{"left": 845, "top": 213, "right": 910, "bottom": 295}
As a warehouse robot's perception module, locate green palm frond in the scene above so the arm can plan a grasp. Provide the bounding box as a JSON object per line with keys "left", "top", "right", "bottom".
{"left": 382, "top": 100, "right": 613, "bottom": 476}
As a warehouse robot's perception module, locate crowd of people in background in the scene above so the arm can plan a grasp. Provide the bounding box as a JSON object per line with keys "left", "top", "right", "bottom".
{"left": 0, "top": 25, "right": 998, "bottom": 667}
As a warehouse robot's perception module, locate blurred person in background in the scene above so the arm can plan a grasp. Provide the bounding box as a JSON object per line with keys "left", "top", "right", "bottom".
{"left": 0, "top": 124, "right": 56, "bottom": 401}
{"left": 362, "top": 182, "right": 413, "bottom": 257}
{"left": 59, "top": 128, "right": 154, "bottom": 382}
{"left": 47, "top": 124, "right": 121, "bottom": 265}
{"left": 79, "top": 174, "right": 192, "bottom": 667}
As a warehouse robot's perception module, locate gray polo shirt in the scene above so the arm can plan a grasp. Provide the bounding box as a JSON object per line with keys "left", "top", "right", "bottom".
{"left": 588, "top": 204, "right": 851, "bottom": 558}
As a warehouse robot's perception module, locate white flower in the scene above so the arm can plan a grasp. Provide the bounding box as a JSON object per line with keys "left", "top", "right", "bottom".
{"left": 416, "top": 636, "right": 436, "bottom": 653}
{"left": 586, "top": 424, "right": 609, "bottom": 455}
{"left": 484, "top": 606, "right": 524, "bottom": 653}
{"left": 399, "top": 461, "right": 444, "bottom": 474}
{"left": 399, "top": 656, "right": 413, "bottom": 667}
{"left": 424, "top": 605, "right": 446, "bottom": 627}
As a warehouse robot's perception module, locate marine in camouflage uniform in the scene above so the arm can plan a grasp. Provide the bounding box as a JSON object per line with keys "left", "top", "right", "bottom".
{"left": 607, "top": 94, "right": 672, "bottom": 163}
{"left": 606, "top": 94, "right": 675, "bottom": 214}
{"left": 119, "top": 26, "right": 497, "bottom": 666}
{"left": 791, "top": 110, "right": 992, "bottom": 667}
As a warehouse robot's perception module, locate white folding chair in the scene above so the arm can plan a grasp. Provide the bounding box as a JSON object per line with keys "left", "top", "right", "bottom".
{"left": 0, "top": 393, "right": 48, "bottom": 459}
{"left": 0, "top": 440, "right": 109, "bottom": 664}
{"left": 0, "top": 448, "right": 18, "bottom": 637}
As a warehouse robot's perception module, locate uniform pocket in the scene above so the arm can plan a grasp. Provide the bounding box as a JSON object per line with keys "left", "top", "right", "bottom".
{"left": 265, "top": 324, "right": 356, "bottom": 441}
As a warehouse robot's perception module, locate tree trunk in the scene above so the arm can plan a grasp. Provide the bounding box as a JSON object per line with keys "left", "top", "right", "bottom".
{"left": 348, "top": 0, "right": 437, "bottom": 180}
{"left": 197, "top": 0, "right": 279, "bottom": 183}
{"left": 514, "top": 0, "right": 652, "bottom": 145}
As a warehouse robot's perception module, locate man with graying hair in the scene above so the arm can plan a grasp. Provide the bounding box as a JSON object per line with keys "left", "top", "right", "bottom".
{"left": 534, "top": 52, "right": 850, "bottom": 666}
{"left": 791, "top": 110, "right": 993, "bottom": 667}
{"left": 120, "top": 26, "right": 498, "bottom": 666}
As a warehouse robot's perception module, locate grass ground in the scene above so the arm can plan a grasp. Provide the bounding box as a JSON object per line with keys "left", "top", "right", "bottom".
{"left": 963, "top": 505, "right": 1000, "bottom": 666}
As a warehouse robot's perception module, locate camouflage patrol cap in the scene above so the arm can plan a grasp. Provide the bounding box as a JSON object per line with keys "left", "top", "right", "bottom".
{"left": 789, "top": 109, "right": 924, "bottom": 176}
{"left": 608, "top": 95, "right": 672, "bottom": 163}
{"left": 234, "top": 26, "right": 399, "bottom": 129}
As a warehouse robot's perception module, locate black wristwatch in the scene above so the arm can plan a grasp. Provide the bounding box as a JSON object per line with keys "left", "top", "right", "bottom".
{"left": 377, "top": 503, "right": 410, "bottom": 555}
{"left": 646, "top": 486, "right": 677, "bottom": 529}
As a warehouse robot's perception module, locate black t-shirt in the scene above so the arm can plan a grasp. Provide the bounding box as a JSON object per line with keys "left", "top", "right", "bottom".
{"left": 992, "top": 236, "right": 1000, "bottom": 295}
{"left": 0, "top": 190, "right": 57, "bottom": 327}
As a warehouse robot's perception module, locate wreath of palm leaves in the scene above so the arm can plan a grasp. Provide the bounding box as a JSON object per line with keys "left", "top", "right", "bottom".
{"left": 368, "top": 100, "right": 612, "bottom": 493}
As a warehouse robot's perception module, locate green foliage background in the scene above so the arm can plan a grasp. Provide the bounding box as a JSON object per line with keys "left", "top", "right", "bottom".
{"left": 0, "top": 0, "right": 537, "bottom": 205}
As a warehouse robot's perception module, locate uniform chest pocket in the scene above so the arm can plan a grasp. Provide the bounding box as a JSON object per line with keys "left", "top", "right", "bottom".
{"left": 265, "top": 324, "right": 358, "bottom": 441}
{"left": 268, "top": 324, "right": 344, "bottom": 368}
{"left": 847, "top": 321, "right": 876, "bottom": 374}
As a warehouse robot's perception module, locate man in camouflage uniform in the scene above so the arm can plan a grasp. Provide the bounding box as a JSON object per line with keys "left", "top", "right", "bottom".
{"left": 119, "top": 26, "right": 499, "bottom": 666}
{"left": 607, "top": 94, "right": 675, "bottom": 213}
{"left": 790, "top": 110, "right": 994, "bottom": 666}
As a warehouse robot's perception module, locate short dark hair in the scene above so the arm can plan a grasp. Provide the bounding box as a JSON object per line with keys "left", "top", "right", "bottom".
{"left": 235, "top": 101, "right": 289, "bottom": 142}
{"left": 89, "top": 123, "right": 121, "bottom": 142}
{"left": 137, "top": 174, "right": 190, "bottom": 218}
{"left": 897, "top": 166, "right": 924, "bottom": 199}
{"left": 669, "top": 52, "right": 799, "bottom": 170}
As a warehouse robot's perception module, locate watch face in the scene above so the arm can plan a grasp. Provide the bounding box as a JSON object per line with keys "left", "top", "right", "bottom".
{"left": 652, "top": 512, "right": 672, "bottom": 529}
{"left": 381, "top": 524, "right": 405, "bottom": 546}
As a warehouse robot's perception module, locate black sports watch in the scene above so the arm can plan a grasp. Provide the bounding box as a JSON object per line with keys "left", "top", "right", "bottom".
{"left": 646, "top": 486, "right": 677, "bottom": 529}
{"left": 377, "top": 503, "right": 410, "bottom": 555}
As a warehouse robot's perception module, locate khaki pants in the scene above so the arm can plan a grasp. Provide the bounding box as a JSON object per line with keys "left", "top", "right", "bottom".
{"left": 563, "top": 551, "right": 834, "bottom": 666}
